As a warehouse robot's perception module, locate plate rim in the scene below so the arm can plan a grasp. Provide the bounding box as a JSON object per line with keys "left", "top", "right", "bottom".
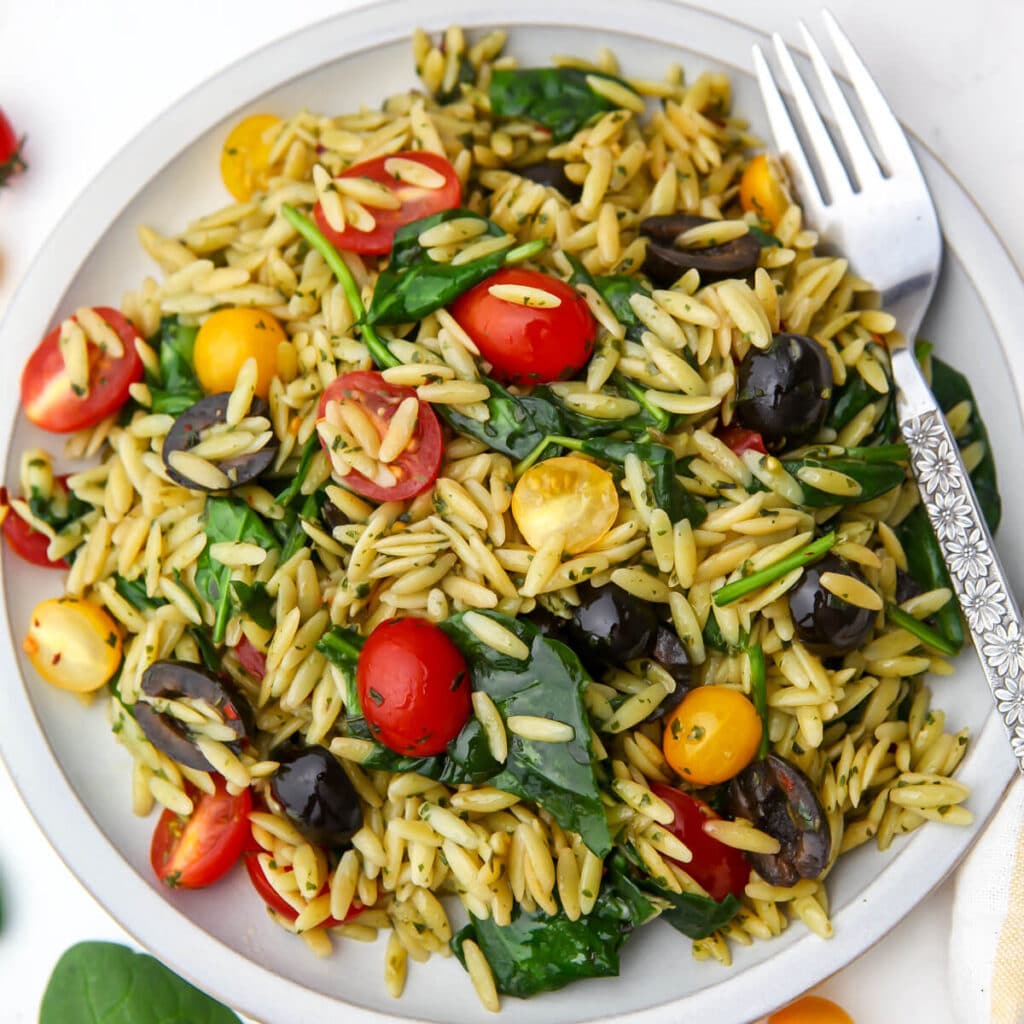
{"left": 1, "top": 2, "right": 1021, "bottom": 1022}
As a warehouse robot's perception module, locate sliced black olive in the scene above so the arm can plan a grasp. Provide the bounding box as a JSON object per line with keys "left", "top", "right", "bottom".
{"left": 564, "top": 583, "right": 659, "bottom": 671}
{"left": 651, "top": 625, "right": 692, "bottom": 690}
{"left": 514, "top": 160, "right": 582, "bottom": 202}
{"left": 321, "top": 496, "right": 347, "bottom": 533}
{"left": 640, "top": 214, "right": 762, "bottom": 288}
{"left": 270, "top": 744, "right": 363, "bottom": 848}
{"left": 726, "top": 753, "right": 831, "bottom": 886}
{"left": 162, "top": 393, "right": 278, "bottom": 491}
{"left": 894, "top": 568, "right": 923, "bottom": 605}
{"left": 135, "top": 660, "right": 253, "bottom": 770}
{"left": 734, "top": 333, "right": 833, "bottom": 450}
{"left": 788, "top": 554, "right": 877, "bottom": 656}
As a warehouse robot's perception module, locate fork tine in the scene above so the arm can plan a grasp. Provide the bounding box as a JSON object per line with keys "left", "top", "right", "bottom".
{"left": 821, "top": 10, "right": 920, "bottom": 178}
{"left": 797, "top": 20, "right": 882, "bottom": 190}
{"left": 771, "top": 32, "right": 852, "bottom": 203}
{"left": 751, "top": 44, "right": 825, "bottom": 218}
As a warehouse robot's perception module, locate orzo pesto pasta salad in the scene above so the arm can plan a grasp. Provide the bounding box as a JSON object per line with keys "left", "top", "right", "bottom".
{"left": 6, "top": 25, "right": 1001, "bottom": 1012}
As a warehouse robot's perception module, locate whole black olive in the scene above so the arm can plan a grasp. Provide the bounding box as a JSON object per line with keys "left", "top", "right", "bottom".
{"left": 564, "top": 583, "right": 659, "bottom": 671}
{"left": 726, "top": 753, "right": 831, "bottom": 887}
{"left": 527, "top": 603, "right": 572, "bottom": 644}
{"left": 734, "top": 333, "right": 833, "bottom": 450}
{"left": 163, "top": 393, "right": 278, "bottom": 491}
{"left": 515, "top": 160, "right": 582, "bottom": 202}
{"left": 640, "top": 214, "right": 762, "bottom": 288}
{"left": 788, "top": 554, "right": 877, "bottom": 656}
{"left": 270, "top": 744, "right": 363, "bottom": 848}
{"left": 135, "top": 660, "right": 253, "bottom": 771}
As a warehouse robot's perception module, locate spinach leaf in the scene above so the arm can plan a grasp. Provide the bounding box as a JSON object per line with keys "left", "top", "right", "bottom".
{"left": 275, "top": 432, "right": 320, "bottom": 508}
{"left": 40, "top": 941, "right": 240, "bottom": 1024}
{"left": 825, "top": 347, "right": 898, "bottom": 445}
{"left": 443, "top": 611, "right": 611, "bottom": 855}
{"left": 194, "top": 497, "right": 279, "bottom": 644}
{"left": 274, "top": 489, "right": 325, "bottom": 564}
{"left": 146, "top": 317, "right": 204, "bottom": 416}
{"left": 365, "top": 210, "right": 511, "bottom": 325}
{"left": 451, "top": 855, "right": 656, "bottom": 997}
{"left": 489, "top": 67, "right": 640, "bottom": 141}
{"left": 702, "top": 614, "right": 749, "bottom": 653}
{"left": 230, "top": 580, "right": 275, "bottom": 630}
{"left": 779, "top": 453, "right": 906, "bottom": 507}
{"left": 113, "top": 575, "right": 167, "bottom": 612}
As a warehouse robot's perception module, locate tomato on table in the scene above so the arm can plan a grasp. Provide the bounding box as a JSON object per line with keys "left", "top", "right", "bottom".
{"left": 450, "top": 267, "right": 596, "bottom": 385}
{"left": 21, "top": 307, "right": 143, "bottom": 433}
{"left": 242, "top": 840, "right": 361, "bottom": 926}
{"left": 150, "top": 776, "right": 252, "bottom": 889}
{"left": 220, "top": 113, "right": 282, "bottom": 201}
{"left": 316, "top": 371, "right": 442, "bottom": 502}
{"left": 23, "top": 597, "right": 122, "bottom": 693}
{"left": 511, "top": 455, "right": 618, "bottom": 555}
{"left": 649, "top": 783, "right": 750, "bottom": 902}
{"left": 192, "top": 307, "right": 288, "bottom": 399}
{"left": 313, "top": 151, "right": 461, "bottom": 255}
{"left": 768, "top": 995, "right": 854, "bottom": 1024}
{"left": 356, "top": 618, "right": 472, "bottom": 756}
{"left": 0, "top": 107, "right": 26, "bottom": 187}
{"left": 662, "top": 685, "right": 763, "bottom": 786}
{"left": 718, "top": 425, "right": 767, "bottom": 456}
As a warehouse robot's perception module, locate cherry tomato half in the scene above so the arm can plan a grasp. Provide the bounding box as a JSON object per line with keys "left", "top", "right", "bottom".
{"left": 1, "top": 476, "right": 74, "bottom": 568}
{"left": 21, "top": 307, "right": 143, "bottom": 434}
{"left": 356, "top": 618, "right": 472, "bottom": 756}
{"left": 242, "top": 841, "right": 361, "bottom": 926}
{"left": 649, "top": 783, "right": 750, "bottom": 902}
{"left": 23, "top": 597, "right": 122, "bottom": 693}
{"left": 768, "top": 995, "right": 854, "bottom": 1024}
{"left": 0, "top": 107, "right": 26, "bottom": 186}
{"left": 739, "top": 153, "right": 791, "bottom": 229}
{"left": 450, "top": 267, "right": 596, "bottom": 385}
{"left": 220, "top": 113, "right": 282, "bottom": 202}
{"left": 234, "top": 636, "right": 268, "bottom": 680}
{"left": 718, "top": 425, "right": 767, "bottom": 456}
{"left": 150, "top": 776, "right": 252, "bottom": 889}
{"left": 313, "top": 151, "right": 461, "bottom": 255}
{"left": 662, "top": 685, "right": 763, "bottom": 786}
{"left": 317, "top": 371, "right": 442, "bottom": 502}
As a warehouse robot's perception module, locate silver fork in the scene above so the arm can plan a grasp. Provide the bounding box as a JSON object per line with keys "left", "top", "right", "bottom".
{"left": 753, "top": 13, "right": 1024, "bottom": 774}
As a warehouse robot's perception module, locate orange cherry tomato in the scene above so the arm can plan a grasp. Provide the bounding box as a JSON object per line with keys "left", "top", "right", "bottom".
{"left": 193, "top": 307, "right": 288, "bottom": 399}
{"left": 739, "top": 153, "right": 791, "bottom": 229}
{"left": 662, "top": 685, "right": 762, "bottom": 785}
{"left": 23, "top": 597, "right": 122, "bottom": 693}
{"left": 768, "top": 995, "right": 854, "bottom": 1024}
{"left": 220, "top": 114, "right": 282, "bottom": 201}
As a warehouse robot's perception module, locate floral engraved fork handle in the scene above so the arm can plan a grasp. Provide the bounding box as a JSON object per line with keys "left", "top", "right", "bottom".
{"left": 893, "top": 346, "right": 1024, "bottom": 771}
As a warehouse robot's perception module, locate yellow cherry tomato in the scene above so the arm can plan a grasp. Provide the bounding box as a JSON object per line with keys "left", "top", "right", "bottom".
{"left": 662, "top": 685, "right": 762, "bottom": 785}
{"left": 739, "top": 153, "right": 791, "bottom": 229}
{"left": 511, "top": 455, "right": 619, "bottom": 555}
{"left": 768, "top": 996, "right": 854, "bottom": 1024}
{"left": 23, "top": 597, "right": 122, "bottom": 693}
{"left": 193, "top": 307, "right": 288, "bottom": 399}
{"left": 220, "top": 113, "right": 281, "bottom": 201}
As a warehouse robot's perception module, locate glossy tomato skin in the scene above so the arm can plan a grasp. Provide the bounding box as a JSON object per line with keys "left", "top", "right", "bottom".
{"left": 0, "top": 108, "right": 25, "bottom": 184}
{"left": 234, "top": 636, "right": 268, "bottom": 679}
{"left": 317, "top": 371, "right": 442, "bottom": 502}
{"left": 356, "top": 618, "right": 472, "bottom": 756}
{"left": 718, "top": 425, "right": 767, "bottom": 456}
{"left": 450, "top": 268, "right": 596, "bottom": 385}
{"left": 650, "top": 783, "right": 751, "bottom": 902}
{"left": 150, "top": 776, "right": 252, "bottom": 889}
{"left": 21, "top": 307, "right": 143, "bottom": 433}
{"left": 2, "top": 503, "right": 64, "bottom": 567}
{"left": 313, "top": 151, "right": 460, "bottom": 255}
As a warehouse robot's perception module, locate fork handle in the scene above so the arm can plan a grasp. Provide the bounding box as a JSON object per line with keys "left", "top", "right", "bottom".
{"left": 892, "top": 346, "right": 1024, "bottom": 773}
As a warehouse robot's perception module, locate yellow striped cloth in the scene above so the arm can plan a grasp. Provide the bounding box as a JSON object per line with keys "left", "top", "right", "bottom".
{"left": 951, "top": 776, "right": 1024, "bottom": 1022}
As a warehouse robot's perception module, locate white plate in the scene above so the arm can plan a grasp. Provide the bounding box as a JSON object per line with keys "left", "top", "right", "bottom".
{"left": 1, "top": 2, "right": 1021, "bottom": 1021}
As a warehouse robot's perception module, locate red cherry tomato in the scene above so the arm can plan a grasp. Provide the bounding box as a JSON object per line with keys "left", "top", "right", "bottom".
{"left": 450, "top": 267, "right": 596, "bottom": 385}
{"left": 150, "top": 776, "right": 252, "bottom": 889}
{"left": 317, "top": 371, "right": 442, "bottom": 502}
{"left": 242, "top": 841, "right": 361, "bottom": 926}
{"left": 1, "top": 493, "right": 61, "bottom": 570}
{"left": 234, "top": 636, "right": 267, "bottom": 680}
{"left": 650, "top": 782, "right": 751, "bottom": 902}
{"left": 21, "top": 307, "right": 144, "bottom": 433}
{"left": 718, "top": 425, "right": 767, "bottom": 456}
{"left": 313, "top": 151, "right": 461, "bottom": 255}
{"left": 356, "top": 618, "right": 472, "bottom": 756}
{"left": 0, "top": 108, "right": 26, "bottom": 186}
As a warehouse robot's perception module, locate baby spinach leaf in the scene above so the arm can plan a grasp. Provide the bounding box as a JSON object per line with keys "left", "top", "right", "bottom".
{"left": 779, "top": 454, "right": 906, "bottom": 507}
{"left": 825, "top": 346, "right": 898, "bottom": 445}
{"left": 230, "top": 580, "right": 275, "bottom": 630}
{"left": 146, "top": 317, "right": 204, "bottom": 416}
{"left": 113, "top": 576, "right": 167, "bottom": 612}
{"left": 451, "top": 855, "right": 656, "bottom": 997}
{"left": 365, "top": 209, "right": 510, "bottom": 325}
{"left": 443, "top": 611, "right": 611, "bottom": 856}
{"left": 489, "top": 67, "right": 640, "bottom": 141}
{"left": 702, "top": 614, "right": 749, "bottom": 653}
{"left": 40, "top": 941, "right": 240, "bottom": 1024}
{"left": 275, "top": 433, "right": 320, "bottom": 508}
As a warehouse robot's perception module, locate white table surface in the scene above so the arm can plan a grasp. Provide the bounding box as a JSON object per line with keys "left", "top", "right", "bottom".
{"left": 0, "top": 1, "right": 1021, "bottom": 1020}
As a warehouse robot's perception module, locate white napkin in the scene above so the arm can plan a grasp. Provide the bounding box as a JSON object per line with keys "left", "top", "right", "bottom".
{"left": 950, "top": 776, "right": 1024, "bottom": 1023}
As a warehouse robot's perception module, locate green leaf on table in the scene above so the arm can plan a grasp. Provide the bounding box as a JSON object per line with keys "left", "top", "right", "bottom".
{"left": 40, "top": 941, "right": 240, "bottom": 1024}
{"left": 145, "top": 317, "right": 204, "bottom": 416}
{"left": 489, "top": 67, "right": 640, "bottom": 141}
{"left": 443, "top": 611, "right": 611, "bottom": 856}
